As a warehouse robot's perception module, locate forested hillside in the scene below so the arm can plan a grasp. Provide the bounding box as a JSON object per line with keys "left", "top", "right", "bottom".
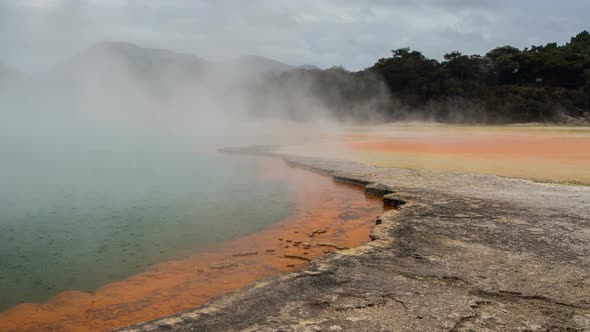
{"left": 254, "top": 31, "right": 590, "bottom": 124}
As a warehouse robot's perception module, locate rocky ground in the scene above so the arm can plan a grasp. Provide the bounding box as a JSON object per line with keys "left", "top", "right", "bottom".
{"left": 115, "top": 150, "right": 590, "bottom": 332}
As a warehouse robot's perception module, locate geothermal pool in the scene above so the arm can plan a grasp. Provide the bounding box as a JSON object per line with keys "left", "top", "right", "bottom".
{"left": 0, "top": 148, "right": 292, "bottom": 309}
{"left": 0, "top": 147, "right": 385, "bottom": 331}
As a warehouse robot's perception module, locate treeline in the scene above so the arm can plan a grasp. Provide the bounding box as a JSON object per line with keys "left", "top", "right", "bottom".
{"left": 251, "top": 31, "right": 590, "bottom": 124}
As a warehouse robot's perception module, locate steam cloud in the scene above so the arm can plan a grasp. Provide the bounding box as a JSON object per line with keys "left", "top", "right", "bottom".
{"left": 1, "top": 41, "right": 372, "bottom": 154}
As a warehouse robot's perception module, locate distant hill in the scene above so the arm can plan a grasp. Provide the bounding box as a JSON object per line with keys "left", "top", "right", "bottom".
{"left": 54, "top": 42, "right": 318, "bottom": 87}
{"left": 2, "top": 41, "right": 322, "bottom": 121}
{"left": 230, "top": 55, "right": 295, "bottom": 75}
{"left": 35, "top": 41, "right": 215, "bottom": 105}
{"left": 215, "top": 55, "right": 319, "bottom": 80}
{"left": 60, "top": 41, "right": 208, "bottom": 85}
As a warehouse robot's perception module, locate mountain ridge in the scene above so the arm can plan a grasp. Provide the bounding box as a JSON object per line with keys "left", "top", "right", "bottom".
{"left": 59, "top": 41, "right": 320, "bottom": 79}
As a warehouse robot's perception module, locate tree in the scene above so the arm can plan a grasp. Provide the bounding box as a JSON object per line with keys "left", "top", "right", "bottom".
{"left": 250, "top": 30, "right": 590, "bottom": 124}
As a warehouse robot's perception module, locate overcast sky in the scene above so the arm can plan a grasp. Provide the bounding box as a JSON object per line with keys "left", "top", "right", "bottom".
{"left": 1, "top": 0, "right": 588, "bottom": 72}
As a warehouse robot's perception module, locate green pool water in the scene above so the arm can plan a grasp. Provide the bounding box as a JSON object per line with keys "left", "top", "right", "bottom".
{"left": 0, "top": 143, "right": 292, "bottom": 310}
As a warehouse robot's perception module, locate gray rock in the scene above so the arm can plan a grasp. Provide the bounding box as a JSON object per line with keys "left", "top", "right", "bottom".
{"left": 365, "top": 183, "right": 395, "bottom": 196}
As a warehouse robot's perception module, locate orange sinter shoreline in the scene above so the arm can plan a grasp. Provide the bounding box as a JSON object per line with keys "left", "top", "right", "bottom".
{"left": 348, "top": 135, "right": 590, "bottom": 161}
{"left": 279, "top": 125, "right": 590, "bottom": 185}
{"left": 0, "top": 157, "right": 386, "bottom": 332}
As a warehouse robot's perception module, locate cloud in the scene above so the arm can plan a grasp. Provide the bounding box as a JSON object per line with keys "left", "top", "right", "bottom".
{"left": 0, "top": 0, "right": 588, "bottom": 71}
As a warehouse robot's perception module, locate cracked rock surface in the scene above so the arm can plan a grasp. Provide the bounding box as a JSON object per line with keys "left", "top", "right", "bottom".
{"left": 115, "top": 153, "right": 590, "bottom": 332}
